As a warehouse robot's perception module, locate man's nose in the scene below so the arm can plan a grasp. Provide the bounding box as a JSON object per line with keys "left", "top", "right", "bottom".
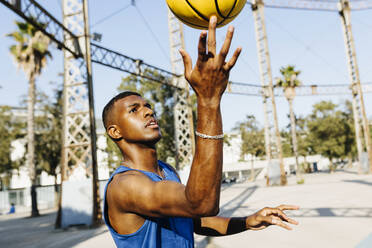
{"left": 144, "top": 107, "right": 154, "bottom": 118}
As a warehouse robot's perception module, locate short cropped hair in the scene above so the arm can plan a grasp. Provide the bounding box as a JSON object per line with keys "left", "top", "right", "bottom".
{"left": 102, "top": 91, "right": 141, "bottom": 130}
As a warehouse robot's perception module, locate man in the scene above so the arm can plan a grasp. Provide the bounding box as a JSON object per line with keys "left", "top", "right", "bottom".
{"left": 7, "top": 203, "right": 15, "bottom": 214}
{"left": 102, "top": 16, "right": 299, "bottom": 247}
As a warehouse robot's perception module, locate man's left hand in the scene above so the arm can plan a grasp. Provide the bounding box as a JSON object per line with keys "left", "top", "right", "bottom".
{"left": 246, "top": 205, "right": 299, "bottom": 230}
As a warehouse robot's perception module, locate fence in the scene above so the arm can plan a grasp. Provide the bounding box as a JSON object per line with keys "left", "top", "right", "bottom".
{"left": 0, "top": 180, "right": 109, "bottom": 215}
{"left": 0, "top": 185, "right": 58, "bottom": 214}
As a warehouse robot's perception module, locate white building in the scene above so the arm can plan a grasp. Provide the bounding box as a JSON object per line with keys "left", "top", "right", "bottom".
{"left": 0, "top": 107, "right": 333, "bottom": 213}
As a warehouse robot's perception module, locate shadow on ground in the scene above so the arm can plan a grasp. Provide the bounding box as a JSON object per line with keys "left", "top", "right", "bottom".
{"left": 0, "top": 211, "right": 107, "bottom": 248}
{"left": 218, "top": 206, "right": 372, "bottom": 218}
{"left": 195, "top": 185, "right": 258, "bottom": 248}
{"left": 343, "top": 179, "right": 372, "bottom": 186}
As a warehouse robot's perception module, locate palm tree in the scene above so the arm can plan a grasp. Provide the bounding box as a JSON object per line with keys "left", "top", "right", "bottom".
{"left": 276, "top": 65, "right": 303, "bottom": 183}
{"left": 8, "top": 20, "right": 52, "bottom": 217}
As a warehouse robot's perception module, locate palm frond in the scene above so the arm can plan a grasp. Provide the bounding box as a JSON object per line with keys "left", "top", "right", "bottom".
{"left": 8, "top": 20, "right": 52, "bottom": 78}
{"left": 276, "top": 65, "right": 302, "bottom": 88}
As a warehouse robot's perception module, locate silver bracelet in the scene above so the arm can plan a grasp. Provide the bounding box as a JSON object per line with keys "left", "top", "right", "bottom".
{"left": 195, "top": 131, "right": 224, "bottom": 140}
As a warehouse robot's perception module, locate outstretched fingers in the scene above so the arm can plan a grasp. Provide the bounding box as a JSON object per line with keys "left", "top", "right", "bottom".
{"left": 257, "top": 214, "right": 291, "bottom": 230}
{"left": 223, "top": 47, "right": 242, "bottom": 72}
{"left": 276, "top": 204, "right": 300, "bottom": 225}
{"left": 218, "top": 25, "right": 234, "bottom": 67}
{"left": 265, "top": 216, "right": 292, "bottom": 230}
{"left": 260, "top": 206, "right": 299, "bottom": 230}
{"left": 277, "top": 204, "right": 300, "bottom": 211}
{"left": 207, "top": 16, "right": 217, "bottom": 56}
{"left": 270, "top": 208, "right": 299, "bottom": 226}
{"left": 197, "top": 31, "right": 207, "bottom": 63}
{"left": 179, "top": 48, "right": 192, "bottom": 80}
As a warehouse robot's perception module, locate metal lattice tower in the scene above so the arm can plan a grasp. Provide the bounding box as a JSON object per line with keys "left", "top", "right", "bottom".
{"left": 167, "top": 10, "right": 195, "bottom": 169}
{"left": 1, "top": 0, "right": 371, "bottom": 206}
{"left": 62, "top": 0, "right": 101, "bottom": 225}
{"left": 251, "top": 0, "right": 286, "bottom": 184}
{"left": 227, "top": 81, "right": 372, "bottom": 96}
{"left": 248, "top": 0, "right": 372, "bottom": 11}
{"left": 62, "top": 0, "right": 90, "bottom": 180}
{"left": 338, "top": 0, "right": 372, "bottom": 173}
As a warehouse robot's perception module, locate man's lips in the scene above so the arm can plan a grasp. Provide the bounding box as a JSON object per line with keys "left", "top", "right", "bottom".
{"left": 145, "top": 118, "right": 159, "bottom": 128}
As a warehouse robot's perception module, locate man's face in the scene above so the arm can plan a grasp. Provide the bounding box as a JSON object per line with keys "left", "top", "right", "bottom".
{"left": 112, "top": 95, "right": 161, "bottom": 145}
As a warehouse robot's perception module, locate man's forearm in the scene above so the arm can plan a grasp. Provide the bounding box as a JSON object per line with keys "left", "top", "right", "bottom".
{"left": 194, "top": 205, "right": 300, "bottom": 235}
{"left": 185, "top": 99, "right": 223, "bottom": 214}
{"left": 194, "top": 216, "right": 247, "bottom": 236}
{"left": 179, "top": 15, "right": 241, "bottom": 216}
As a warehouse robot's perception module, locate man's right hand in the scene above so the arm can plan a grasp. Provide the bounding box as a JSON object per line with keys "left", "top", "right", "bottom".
{"left": 179, "top": 16, "right": 242, "bottom": 105}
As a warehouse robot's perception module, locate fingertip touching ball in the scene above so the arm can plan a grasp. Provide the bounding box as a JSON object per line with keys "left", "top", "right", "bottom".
{"left": 166, "top": 0, "right": 247, "bottom": 29}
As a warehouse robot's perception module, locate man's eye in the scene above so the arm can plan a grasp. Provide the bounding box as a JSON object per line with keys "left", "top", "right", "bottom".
{"left": 129, "top": 108, "right": 137, "bottom": 113}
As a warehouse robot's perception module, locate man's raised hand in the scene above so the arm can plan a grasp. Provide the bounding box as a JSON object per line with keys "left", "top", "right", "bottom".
{"left": 179, "top": 15, "right": 242, "bottom": 104}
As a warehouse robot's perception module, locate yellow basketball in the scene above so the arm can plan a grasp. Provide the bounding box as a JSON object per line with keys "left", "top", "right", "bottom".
{"left": 166, "top": 0, "right": 247, "bottom": 29}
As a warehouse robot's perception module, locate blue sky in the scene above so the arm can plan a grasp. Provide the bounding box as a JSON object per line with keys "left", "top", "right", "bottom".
{"left": 0, "top": 0, "right": 371, "bottom": 132}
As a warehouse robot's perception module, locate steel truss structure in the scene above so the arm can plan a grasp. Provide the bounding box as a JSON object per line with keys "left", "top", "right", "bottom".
{"left": 245, "top": 0, "right": 372, "bottom": 173}
{"left": 0, "top": 0, "right": 78, "bottom": 54}
{"left": 247, "top": 0, "right": 372, "bottom": 11}
{"left": 0, "top": 0, "right": 100, "bottom": 226}
{"left": 1, "top": 0, "right": 372, "bottom": 224}
{"left": 228, "top": 81, "right": 372, "bottom": 96}
{"left": 251, "top": 0, "right": 286, "bottom": 185}
{"left": 90, "top": 43, "right": 178, "bottom": 87}
{"left": 0, "top": 0, "right": 196, "bottom": 226}
{"left": 338, "top": 0, "right": 372, "bottom": 173}
{"left": 167, "top": 10, "right": 195, "bottom": 169}
{"left": 61, "top": 0, "right": 102, "bottom": 226}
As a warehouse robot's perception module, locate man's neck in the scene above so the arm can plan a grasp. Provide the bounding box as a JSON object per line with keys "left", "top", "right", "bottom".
{"left": 120, "top": 143, "right": 160, "bottom": 175}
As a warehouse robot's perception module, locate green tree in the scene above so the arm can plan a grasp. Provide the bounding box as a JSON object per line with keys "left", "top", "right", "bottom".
{"left": 295, "top": 116, "right": 311, "bottom": 158}
{"left": 7, "top": 20, "right": 52, "bottom": 217}
{"left": 0, "top": 106, "right": 25, "bottom": 190}
{"left": 280, "top": 129, "right": 293, "bottom": 158}
{"left": 276, "top": 65, "right": 301, "bottom": 178}
{"left": 341, "top": 100, "right": 357, "bottom": 166}
{"left": 34, "top": 87, "right": 63, "bottom": 194}
{"left": 282, "top": 115, "right": 313, "bottom": 174}
{"left": 234, "top": 115, "right": 265, "bottom": 181}
{"left": 307, "top": 101, "right": 354, "bottom": 172}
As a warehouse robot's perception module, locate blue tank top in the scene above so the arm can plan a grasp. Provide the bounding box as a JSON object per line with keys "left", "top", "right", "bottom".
{"left": 103, "top": 160, "right": 194, "bottom": 248}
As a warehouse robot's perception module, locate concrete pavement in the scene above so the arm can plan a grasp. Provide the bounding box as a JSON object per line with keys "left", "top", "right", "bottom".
{"left": 198, "top": 169, "right": 372, "bottom": 248}
{"left": 1, "top": 168, "right": 371, "bottom": 248}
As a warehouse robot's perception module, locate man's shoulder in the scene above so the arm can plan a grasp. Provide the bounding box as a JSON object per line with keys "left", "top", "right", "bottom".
{"left": 108, "top": 169, "right": 148, "bottom": 192}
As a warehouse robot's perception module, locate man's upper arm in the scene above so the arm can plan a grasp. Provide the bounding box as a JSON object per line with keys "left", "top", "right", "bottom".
{"left": 107, "top": 170, "right": 200, "bottom": 218}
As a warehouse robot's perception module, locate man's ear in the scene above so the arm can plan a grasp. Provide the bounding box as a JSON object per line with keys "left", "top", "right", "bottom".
{"left": 107, "top": 125, "right": 122, "bottom": 140}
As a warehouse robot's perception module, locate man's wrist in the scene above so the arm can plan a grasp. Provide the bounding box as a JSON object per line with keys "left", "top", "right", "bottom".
{"left": 245, "top": 215, "right": 253, "bottom": 230}
{"left": 197, "top": 97, "right": 221, "bottom": 109}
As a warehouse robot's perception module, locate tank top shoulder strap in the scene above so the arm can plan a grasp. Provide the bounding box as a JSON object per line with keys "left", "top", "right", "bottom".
{"left": 158, "top": 160, "right": 181, "bottom": 183}
{"left": 109, "top": 162, "right": 179, "bottom": 184}
{"left": 110, "top": 164, "right": 163, "bottom": 182}
{"left": 107, "top": 165, "right": 132, "bottom": 183}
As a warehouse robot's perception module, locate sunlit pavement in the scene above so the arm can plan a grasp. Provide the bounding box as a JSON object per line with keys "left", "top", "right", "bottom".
{"left": 1, "top": 168, "right": 371, "bottom": 248}
{"left": 0, "top": 208, "right": 114, "bottom": 248}
{"left": 195, "top": 168, "right": 372, "bottom": 248}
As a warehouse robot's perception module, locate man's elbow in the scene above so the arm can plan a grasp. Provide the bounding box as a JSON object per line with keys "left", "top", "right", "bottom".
{"left": 185, "top": 190, "right": 220, "bottom": 216}
{"left": 194, "top": 204, "right": 219, "bottom": 217}
{"left": 206, "top": 205, "right": 220, "bottom": 216}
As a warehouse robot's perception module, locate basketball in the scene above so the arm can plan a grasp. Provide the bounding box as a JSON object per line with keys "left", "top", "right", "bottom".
{"left": 166, "top": 0, "right": 247, "bottom": 29}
